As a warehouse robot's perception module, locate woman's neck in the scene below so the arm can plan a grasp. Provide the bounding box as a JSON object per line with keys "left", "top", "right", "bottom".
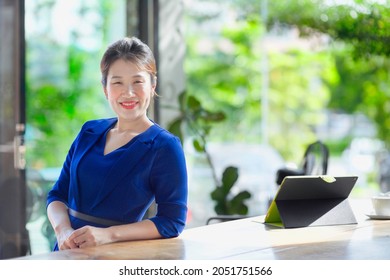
{"left": 114, "top": 117, "right": 153, "bottom": 134}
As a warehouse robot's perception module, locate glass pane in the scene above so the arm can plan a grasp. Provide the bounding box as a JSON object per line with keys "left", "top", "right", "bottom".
{"left": 25, "top": 0, "right": 126, "bottom": 254}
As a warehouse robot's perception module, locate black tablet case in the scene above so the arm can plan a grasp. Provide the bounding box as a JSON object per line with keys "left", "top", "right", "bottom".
{"left": 265, "top": 176, "right": 358, "bottom": 228}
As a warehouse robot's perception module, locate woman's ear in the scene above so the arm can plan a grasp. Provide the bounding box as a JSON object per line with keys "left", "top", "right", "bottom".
{"left": 152, "top": 76, "right": 157, "bottom": 87}
{"left": 152, "top": 77, "right": 157, "bottom": 96}
{"left": 103, "top": 85, "right": 108, "bottom": 99}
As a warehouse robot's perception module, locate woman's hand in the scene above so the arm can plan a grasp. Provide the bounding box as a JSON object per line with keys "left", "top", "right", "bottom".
{"left": 63, "top": 220, "right": 160, "bottom": 249}
{"left": 47, "top": 201, "right": 78, "bottom": 250}
{"left": 67, "top": 226, "right": 111, "bottom": 248}
{"left": 56, "top": 227, "right": 78, "bottom": 250}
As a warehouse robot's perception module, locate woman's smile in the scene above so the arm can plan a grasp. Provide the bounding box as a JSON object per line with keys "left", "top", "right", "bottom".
{"left": 120, "top": 100, "right": 138, "bottom": 110}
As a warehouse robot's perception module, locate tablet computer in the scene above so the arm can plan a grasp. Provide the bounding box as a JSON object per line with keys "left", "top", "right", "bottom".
{"left": 265, "top": 175, "right": 358, "bottom": 228}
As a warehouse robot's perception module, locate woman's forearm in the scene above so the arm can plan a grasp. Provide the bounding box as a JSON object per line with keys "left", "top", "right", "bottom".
{"left": 67, "top": 219, "right": 162, "bottom": 248}
{"left": 107, "top": 219, "right": 162, "bottom": 243}
{"left": 48, "top": 201, "right": 162, "bottom": 247}
{"left": 47, "top": 201, "right": 73, "bottom": 234}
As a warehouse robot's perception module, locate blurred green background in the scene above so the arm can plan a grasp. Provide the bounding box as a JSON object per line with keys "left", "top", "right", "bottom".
{"left": 24, "top": 0, "right": 390, "bottom": 253}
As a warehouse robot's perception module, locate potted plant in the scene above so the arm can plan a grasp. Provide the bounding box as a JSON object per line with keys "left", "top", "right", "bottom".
{"left": 167, "top": 92, "right": 251, "bottom": 216}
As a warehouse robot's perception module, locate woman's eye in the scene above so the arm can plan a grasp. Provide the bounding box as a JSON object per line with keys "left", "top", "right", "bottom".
{"left": 134, "top": 80, "right": 143, "bottom": 84}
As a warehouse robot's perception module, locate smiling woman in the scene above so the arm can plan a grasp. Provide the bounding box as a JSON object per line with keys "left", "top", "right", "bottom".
{"left": 45, "top": 37, "right": 188, "bottom": 251}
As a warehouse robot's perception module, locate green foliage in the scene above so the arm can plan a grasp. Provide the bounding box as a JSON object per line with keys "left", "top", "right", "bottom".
{"left": 265, "top": 0, "right": 390, "bottom": 148}
{"left": 266, "top": 0, "right": 390, "bottom": 58}
{"left": 227, "top": 0, "right": 390, "bottom": 150}
{"left": 184, "top": 16, "right": 264, "bottom": 142}
{"left": 26, "top": 0, "right": 116, "bottom": 168}
{"left": 26, "top": 41, "right": 107, "bottom": 168}
{"left": 210, "top": 166, "right": 251, "bottom": 215}
{"left": 185, "top": 2, "right": 335, "bottom": 162}
{"left": 324, "top": 136, "right": 353, "bottom": 157}
{"left": 167, "top": 92, "right": 252, "bottom": 215}
{"left": 168, "top": 92, "right": 226, "bottom": 155}
{"left": 267, "top": 50, "right": 332, "bottom": 160}
{"left": 328, "top": 53, "right": 390, "bottom": 145}
{"left": 167, "top": 91, "right": 225, "bottom": 174}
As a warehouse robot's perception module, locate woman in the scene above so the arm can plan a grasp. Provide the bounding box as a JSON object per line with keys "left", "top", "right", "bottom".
{"left": 46, "top": 37, "right": 188, "bottom": 250}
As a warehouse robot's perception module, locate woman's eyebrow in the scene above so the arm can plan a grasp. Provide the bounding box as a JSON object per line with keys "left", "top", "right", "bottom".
{"left": 110, "top": 74, "right": 145, "bottom": 79}
{"left": 132, "top": 74, "right": 145, "bottom": 79}
{"left": 110, "top": 75, "right": 122, "bottom": 79}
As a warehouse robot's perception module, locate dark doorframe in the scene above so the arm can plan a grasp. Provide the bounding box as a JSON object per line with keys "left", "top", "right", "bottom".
{"left": 138, "top": 0, "right": 160, "bottom": 123}
{"left": 132, "top": 0, "right": 186, "bottom": 130}
{"left": 0, "top": 0, "right": 29, "bottom": 259}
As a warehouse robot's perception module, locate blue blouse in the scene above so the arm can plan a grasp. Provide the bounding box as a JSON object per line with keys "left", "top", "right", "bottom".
{"left": 47, "top": 118, "right": 188, "bottom": 244}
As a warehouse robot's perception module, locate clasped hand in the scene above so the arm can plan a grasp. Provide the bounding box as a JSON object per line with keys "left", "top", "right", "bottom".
{"left": 58, "top": 226, "right": 109, "bottom": 250}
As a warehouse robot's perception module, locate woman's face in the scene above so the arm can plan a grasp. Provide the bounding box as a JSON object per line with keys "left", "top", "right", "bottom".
{"left": 103, "top": 59, "right": 155, "bottom": 123}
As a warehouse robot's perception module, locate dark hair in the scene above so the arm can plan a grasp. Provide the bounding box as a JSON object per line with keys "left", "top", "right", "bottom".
{"left": 100, "top": 37, "right": 157, "bottom": 87}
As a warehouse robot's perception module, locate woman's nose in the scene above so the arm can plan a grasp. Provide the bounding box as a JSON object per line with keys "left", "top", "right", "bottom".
{"left": 123, "top": 86, "right": 135, "bottom": 96}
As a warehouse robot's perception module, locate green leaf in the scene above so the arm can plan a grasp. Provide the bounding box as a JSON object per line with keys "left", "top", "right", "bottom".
{"left": 202, "top": 111, "right": 226, "bottom": 123}
{"left": 231, "top": 190, "right": 252, "bottom": 202}
{"left": 210, "top": 188, "right": 226, "bottom": 202}
{"left": 230, "top": 191, "right": 251, "bottom": 215}
{"left": 167, "top": 118, "right": 183, "bottom": 142}
{"left": 187, "top": 95, "right": 202, "bottom": 111}
{"left": 234, "top": 204, "right": 249, "bottom": 215}
{"left": 178, "top": 91, "right": 186, "bottom": 111}
{"left": 193, "top": 138, "right": 205, "bottom": 152}
{"left": 221, "top": 166, "right": 239, "bottom": 192}
{"left": 214, "top": 202, "right": 228, "bottom": 215}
